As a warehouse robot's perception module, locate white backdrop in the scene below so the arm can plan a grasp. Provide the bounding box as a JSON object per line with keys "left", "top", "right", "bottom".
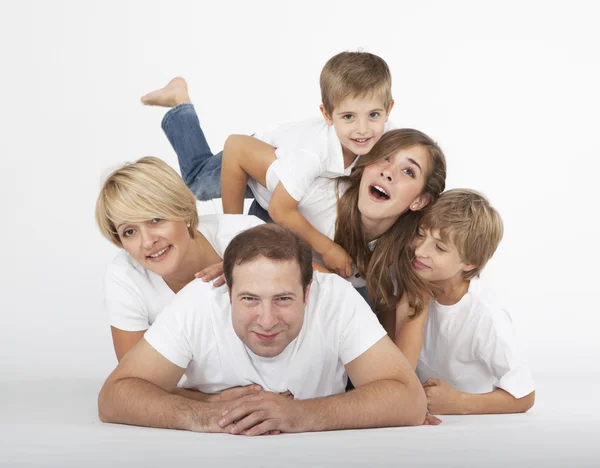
{"left": 1, "top": 0, "right": 598, "bottom": 383}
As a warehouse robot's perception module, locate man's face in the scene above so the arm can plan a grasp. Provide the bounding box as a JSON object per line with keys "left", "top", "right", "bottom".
{"left": 229, "top": 257, "right": 310, "bottom": 358}
{"left": 321, "top": 94, "right": 393, "bottom": 161}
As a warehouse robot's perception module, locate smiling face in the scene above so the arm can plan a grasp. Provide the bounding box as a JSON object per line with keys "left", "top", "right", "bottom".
{"left": 229, "top": 256, "right": 310, "bottom": 358}
{"left": 321, "top": 94, "right": 393, "bottom": 161}
{"left": 411, "top": 227, "right": 475, "bottom": 283}
{"left": 358, "top": 144, "right": 431, "bottom": 229}
{"left": 116, "top": 217, "right": 193, "bottom": 277}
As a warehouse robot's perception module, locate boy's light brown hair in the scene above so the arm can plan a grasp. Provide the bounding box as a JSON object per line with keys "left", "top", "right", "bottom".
{"left": 420, "top": 189, "right": 504, "bottom": 280}
{"left": 320, "top": 51, "right": 392, "bottom": 115}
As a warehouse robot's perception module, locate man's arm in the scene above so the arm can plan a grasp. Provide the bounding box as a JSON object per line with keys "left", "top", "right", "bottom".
{"left": 218, "top": 336, "right": 427, "bottom": 435}
{"left": 423, "top": 378, "right": 535, "bottom": 414}
{"left": 269, "top": 183, "right": 352, "bottom": 277}
{"left": 98, "top": 338, "right": 225, "bottom": 432}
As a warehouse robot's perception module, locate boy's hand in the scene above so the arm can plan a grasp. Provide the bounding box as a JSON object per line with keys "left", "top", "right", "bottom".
{"left": 423, "top": 378, "right": 465, "bottom": 415}
{"left": 422, "top": 411, "right": 442, "bottom": 425}
{"left": 321, "top": 243, "right": 354, "bottom": 278}
{"left": 195, "top": 261, "right": 226, "bottom": 287}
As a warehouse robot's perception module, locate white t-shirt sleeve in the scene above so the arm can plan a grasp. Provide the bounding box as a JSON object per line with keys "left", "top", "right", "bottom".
{"left": 475, "top": 308, "right": 535, "bottom": 399}
{"left": 143, "top": 286, "right": 201, "bottom": 369}
{"left": 270, "top": 148, "right": 325, "bottom": 202}
{"left": 104, "top": 265, "right": 150, "bottom": 332}
{"left": 201, "top": 214, "right": 265, "bottom": 258}
{"left": 332, "top": 279, "right": 387, "bottom": 365}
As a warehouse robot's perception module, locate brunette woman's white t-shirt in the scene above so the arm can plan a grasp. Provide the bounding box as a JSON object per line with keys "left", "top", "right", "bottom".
{"left": 416, "top": 279, "right": 535, "bottom": 399}
{"left": 104, "top": 214, "right": 264, "bottom": 332}
{"left": 144, "top": 272, "right": 387, "bottom": 400}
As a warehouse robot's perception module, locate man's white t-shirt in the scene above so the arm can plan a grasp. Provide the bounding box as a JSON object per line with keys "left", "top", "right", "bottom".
{"left": 248, "top": 118, "right": 397, "bottom": 242}
{"left": 416, "top": 279, "right": 535, "bottom": 399}
{"left": 104, "top": 213, "right": 264, "bottom": 332}
{"left": 144, "top": 271, "right": 388, "bottom": 400}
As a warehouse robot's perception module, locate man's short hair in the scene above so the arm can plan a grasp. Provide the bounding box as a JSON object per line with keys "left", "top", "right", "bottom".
{"left": 420, "top": 189, "right": 504, "bottom": 280}
{"left": 223, "top": 224, "right": 314, "bottom": 294}
{"left": 95, "top": 156, "right": 199, "bottom": 247}
{"left": 320, "top": 51, "right": 392, "bottom": 115}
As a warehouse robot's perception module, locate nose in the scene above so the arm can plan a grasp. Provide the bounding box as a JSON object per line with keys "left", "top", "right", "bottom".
{"left": 379, "top": 166, "right": 393, "bottom": 183}
{"left": 139, "top": 226, "right": 158, "bottom": 250}
{"left": 256, "top": 303, "right": 278, "bottom": 331}
{"left": 356, "top": 118, "right": 368, "bottom": 135}
{"left": 414, "top": 238, "right": 429, "bottom": 258}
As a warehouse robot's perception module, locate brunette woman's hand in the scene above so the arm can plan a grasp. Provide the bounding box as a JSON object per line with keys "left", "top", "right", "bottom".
{"left": 195, "top": 261, "right": 226, "bottom": 287}
{"left": 321, "top": 243, "right": 354, "bottom": 278}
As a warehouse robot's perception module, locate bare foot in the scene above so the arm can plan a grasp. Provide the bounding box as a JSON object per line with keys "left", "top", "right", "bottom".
{"left": 140, "top": 77, "right": 190, "bottom": 107}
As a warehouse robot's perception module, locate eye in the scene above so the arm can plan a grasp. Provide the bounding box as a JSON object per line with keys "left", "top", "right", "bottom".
{"left": 383, "top": 156, "right": 391, "bottom": 162}
{"left": 122, "top": 228, "right": 135, "bottom": 238}
{"left": 369, "top": 112, "right": 380, "bottom": 119}
{"left": 277, "top": 296, "right": 292, "bottom": 303}
{"left": 242, "top": 296, "right": 258, "bottom": 303}
{"left": 435, "top": 245, "right": 446, "bottom": 253}
{"left": 150, "top": 218, "right": 163, "bottom": 224}
{"left": 403, "top": 168, "right": 415, "bottom": 178}
{"left": 415, "top": 229, "right": 424, "bottom": 238}
{"left": 342, "top": 114, "right": 354, "bottom": 121}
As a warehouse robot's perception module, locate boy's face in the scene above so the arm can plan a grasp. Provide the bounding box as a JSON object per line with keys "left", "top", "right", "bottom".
{"left": 411, "top": 226, "right": 475, "bottom": 283}
{"left": 321, "top": 94, "right": 393, "bottom": 158}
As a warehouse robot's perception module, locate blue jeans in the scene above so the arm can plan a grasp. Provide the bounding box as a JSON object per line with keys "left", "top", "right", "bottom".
{"left": 162, "top": 103, "right": 271, "bottom": 222}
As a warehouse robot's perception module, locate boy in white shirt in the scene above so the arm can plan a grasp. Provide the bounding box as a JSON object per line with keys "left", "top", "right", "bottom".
{"left": 410, "top": 189, "right": 535, "bottom": 415}
{"left": 141, "top": 51, "right": 396, "bottom": 278}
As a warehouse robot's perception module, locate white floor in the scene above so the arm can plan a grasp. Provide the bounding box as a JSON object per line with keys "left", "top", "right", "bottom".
{"left": 1, "top": 372, "right": 598, "bottom": 467}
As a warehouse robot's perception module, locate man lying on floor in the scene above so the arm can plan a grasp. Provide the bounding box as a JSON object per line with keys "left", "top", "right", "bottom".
{"left": 98, "top": 224, "right": 427, "bottom": 435}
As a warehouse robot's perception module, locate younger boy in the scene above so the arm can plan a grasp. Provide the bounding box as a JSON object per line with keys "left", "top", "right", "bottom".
{"left": 410, "top": 189, "right": 535, "bottom": 415}
{"left": 141, "top": 52, "right": 396, "bottom": 277}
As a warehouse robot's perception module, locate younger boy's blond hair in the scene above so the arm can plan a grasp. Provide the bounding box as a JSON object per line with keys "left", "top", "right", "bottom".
{"left": 95, "top": 156, "right": 199, "bottom": 248}
{"left": 320, "top": 51, "right": 392, "bottom": 115}
{"left": 420, "top": 189, "right": 504, "bottom": 280}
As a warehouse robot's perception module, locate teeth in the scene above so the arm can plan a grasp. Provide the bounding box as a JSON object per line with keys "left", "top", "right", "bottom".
{"left": 149, "top": 246, "right": 168, "bottom": 258}
{"left": 373, "top": 185, "right": 389, "bottom": 197}
{"left": 353, "top": 138, "right": 369, "bottom": 142}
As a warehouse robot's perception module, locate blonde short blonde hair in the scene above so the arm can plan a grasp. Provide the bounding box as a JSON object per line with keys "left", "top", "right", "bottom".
{"left": 95, "top": 156, "right": 199, "bottom": 248}
{"left": 320, "top": 51, "right": 392, "bottom": 115}
{"left": 420, "top": 189, "right": 504, "bottom": 280}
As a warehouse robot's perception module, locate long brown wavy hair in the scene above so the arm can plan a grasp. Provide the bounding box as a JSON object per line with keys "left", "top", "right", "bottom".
{"left": 334, "top": 129, "right": 447, "bottom": 317}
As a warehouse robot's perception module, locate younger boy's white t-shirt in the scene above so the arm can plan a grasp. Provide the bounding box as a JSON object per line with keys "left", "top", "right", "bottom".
{"left": 144, "top": 272, "right": 388, "bottom": 400}
{"left": 104, "top": 213, "right": 264, "bottom": 332}
{"left": 248, "top": 118, "right": 397, "bottom": 242}
{"left": 416, "top": 278, "right": 535, "bottom": 399}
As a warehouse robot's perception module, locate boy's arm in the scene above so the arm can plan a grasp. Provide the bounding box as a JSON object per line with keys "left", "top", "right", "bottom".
{"left": 423, "top": 378, "right": 535, "bottom": 414}
{"left": 269, "top": 182, "right": 353, "bottom": 277}
{"left": 394, "top": 296, "right": 428, "bottom": 370}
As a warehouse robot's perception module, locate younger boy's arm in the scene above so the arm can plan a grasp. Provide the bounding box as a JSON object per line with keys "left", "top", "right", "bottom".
{"left": 394, "top": 296, "right": 428, "bottom": 370}
{"left": 423, "top": 379, "right": 535, "bottom": 415}
{"left": 269, "top": 182, "right": 353, "bottom": 278}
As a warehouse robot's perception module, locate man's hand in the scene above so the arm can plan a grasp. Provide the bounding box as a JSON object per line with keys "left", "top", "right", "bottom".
{"left": 321, "top": 242, "right": 353, "bottom": 278}
{"left": 195, "top": 261, "right": 225, "bottom": 287}
{"left": 217, "top": 391, "right": 304, "bottom": 436}
{"left": 423, "top": 378, "right": 465, "bottom": 415}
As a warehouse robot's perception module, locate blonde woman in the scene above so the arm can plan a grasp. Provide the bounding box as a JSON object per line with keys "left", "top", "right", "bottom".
{"left": 96, "top": 157, "right": 263, "bottom": 363}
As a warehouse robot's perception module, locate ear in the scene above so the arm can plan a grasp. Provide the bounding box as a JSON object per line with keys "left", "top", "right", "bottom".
{"left": 462, "top": 263, "right": 477, "bottom": 274}
{"left": 385, "top": 99, "right": 395, "bottom": 121}
{"left": 304, "top": 280, "right": 313, "bottom": 303}
{"left": 320, "top": 105, "right": 334, "bottom": 126}
{"left": 409, "top": 193, "right": 431, "bottom": 212}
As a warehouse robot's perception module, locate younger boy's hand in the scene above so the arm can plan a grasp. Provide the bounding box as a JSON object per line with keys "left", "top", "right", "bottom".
{"left": 195, "top": 261, "right": 226, "bottom": 287}
{"left": 321, "top": 243, "right": 353, "bottom": 278}
{"left": 423, "top": 378, "right": 465, "bottom": 415}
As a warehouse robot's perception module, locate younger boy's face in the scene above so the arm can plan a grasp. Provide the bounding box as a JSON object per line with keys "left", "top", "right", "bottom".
{"left": 321, "top": 94, "right": 393, "bottom": 159}
{"left": 411, "top": 227, "right": 475, "bottom": 283}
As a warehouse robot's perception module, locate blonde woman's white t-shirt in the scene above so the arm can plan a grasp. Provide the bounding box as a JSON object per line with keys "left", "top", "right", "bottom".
{"left": 417, "top": 279, "right": 535, "bottom": 399}
{"left": 144, "top": 272, "right": 387, "bottom": 399}
{"left": 104, "top": 214, "right": 264, "bottom": 332}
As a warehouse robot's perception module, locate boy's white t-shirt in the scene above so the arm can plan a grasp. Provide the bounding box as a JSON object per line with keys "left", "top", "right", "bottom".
{"left": 104, "top": 214, "right": 264, "bottom": 332}
{"left": 248, "top": 118, "right": 397, "bottom": 242}
{"left": 144, "top": 271, "right": 388, "bottom": 400}
{"left": 416, "top": 279, "right": 535, "bottom": 399}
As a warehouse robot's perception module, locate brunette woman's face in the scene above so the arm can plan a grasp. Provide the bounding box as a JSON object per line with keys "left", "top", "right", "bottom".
{"left": 358, "top": 145, "right": 431, "bottom": 224}
{"left": 115, "top": 218, "right": 192, "bottom": 277}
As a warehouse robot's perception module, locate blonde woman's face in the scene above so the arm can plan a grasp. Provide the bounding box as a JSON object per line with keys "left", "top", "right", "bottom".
{"left": 115, "top": 217, "right": 192, "bottom": 277}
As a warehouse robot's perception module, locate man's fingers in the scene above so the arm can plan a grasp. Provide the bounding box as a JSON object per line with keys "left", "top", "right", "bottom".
{"left": 423, "top": 412, "right": 442, "bottom": 425}
{"left": 229, "top": 409, "right": 269, "bottom": 435}
{"left": 219, "top": 385, "right": 262, "bottom": 402}
{"left": 244, "top": 420, "right": 280, "bottom": 437}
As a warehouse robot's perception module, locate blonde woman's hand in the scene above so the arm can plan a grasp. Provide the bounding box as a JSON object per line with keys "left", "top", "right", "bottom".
{"left": 195, "top": 261, "right": 226, "bottom": 287}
